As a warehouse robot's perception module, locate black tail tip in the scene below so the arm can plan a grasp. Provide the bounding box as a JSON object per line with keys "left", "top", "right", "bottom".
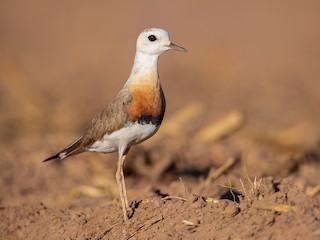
{"left": 42, "top": 154, "right": 60, "bottom": 162}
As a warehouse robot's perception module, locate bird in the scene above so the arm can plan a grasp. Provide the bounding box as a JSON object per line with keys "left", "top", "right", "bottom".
{"left": 43, "top": 28, "right": 186, "bottom": 221}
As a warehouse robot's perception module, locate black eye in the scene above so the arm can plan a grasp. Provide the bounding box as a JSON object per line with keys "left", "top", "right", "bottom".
{"left": 148, "top": 35, "right": 157, "bottom": 42}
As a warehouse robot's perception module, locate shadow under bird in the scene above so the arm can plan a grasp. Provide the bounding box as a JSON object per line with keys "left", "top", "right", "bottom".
{"left": 43, "top": 28, "right": 186, "bottom": 221}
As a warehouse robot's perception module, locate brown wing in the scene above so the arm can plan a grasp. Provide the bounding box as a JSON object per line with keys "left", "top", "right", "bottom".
{"left": 80, "top": 88, "right": 133, "bottom": 148}
{"left": 43, "top": 88, "right": 133, "bottom": 161}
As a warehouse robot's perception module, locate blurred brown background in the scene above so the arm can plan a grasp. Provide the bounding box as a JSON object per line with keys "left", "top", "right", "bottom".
{"left": 1, "top": 2, "right": 320, "bottom": 239}
{"left": 1, "top": 0, "right": 320, "bottom": 145}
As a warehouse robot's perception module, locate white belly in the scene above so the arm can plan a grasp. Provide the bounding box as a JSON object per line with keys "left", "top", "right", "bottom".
{"left": 88, "top": 122, "right": 159, "bottom": 153}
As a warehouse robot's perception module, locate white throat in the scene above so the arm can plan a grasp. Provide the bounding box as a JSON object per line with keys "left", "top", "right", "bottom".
{"left": 125, "top": 51, "right": 160, "bottom": 86}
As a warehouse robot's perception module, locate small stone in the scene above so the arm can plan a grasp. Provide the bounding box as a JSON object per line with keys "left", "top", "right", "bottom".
{"left": 78, "top": 218, "right": 87, "bottom": 225}
{"left": 223, "top": 202, "right": 240, "bottom": 217}
{"left": 188, "top": 196, "right": 206, "bottom": 209}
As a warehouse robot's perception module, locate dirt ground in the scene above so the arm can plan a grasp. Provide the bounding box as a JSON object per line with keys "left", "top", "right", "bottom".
{"left": 0, "top": 1, "right": 320, "bottom": 239}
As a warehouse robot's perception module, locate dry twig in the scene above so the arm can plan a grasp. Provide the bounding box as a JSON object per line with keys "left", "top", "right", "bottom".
{"left": 161, "top": 196, "right": 187, "bottom": 202}
{"left": 125, "top": 216, "right": 164, "bottom": 240}
{"left": 182, "top": 220, "right": 198, "bottom": 226}
{"left": 204, "top": 197, "right": 219, "bottom": 203}
{"left": 239, "top": 167, "right": 262, "bottom": 201}
{"left": 254, "top": 203, "right": 298, "bottom": 212}
{"left": 198, "top": 157, "right": 237, "bottom": 192}
{"left": 196, "top": 111, "right": 245, "bottom": 142}
{"left": 157, "top": 102, "right": 204, "bottom": 138}
{"left": 306, "top": 184, "right": 320, "bottom": 197}
{"left": 94, "top": 222, "right": 120, "bottom": 240}
{"left": 179, "top": 177, "right": 189, "bottom": 199}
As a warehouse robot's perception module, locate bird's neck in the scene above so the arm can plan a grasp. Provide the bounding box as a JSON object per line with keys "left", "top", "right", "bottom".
{"left": 126, "top": 52, "right": 160, "bottom": 86}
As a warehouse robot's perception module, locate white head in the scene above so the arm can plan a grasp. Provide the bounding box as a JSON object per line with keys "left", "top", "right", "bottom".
{"left": 136, "top": 28, "right": 186, "bottom": 56}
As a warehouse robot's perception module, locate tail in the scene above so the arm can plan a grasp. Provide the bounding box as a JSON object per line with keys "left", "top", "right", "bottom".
{"left": 43, "top": 136, "right": 84, "bottom": 162}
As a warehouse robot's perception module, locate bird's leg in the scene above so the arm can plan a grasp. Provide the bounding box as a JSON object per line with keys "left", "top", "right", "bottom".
{"left": 116, "top": 153, "right": 128, "bottom": 221}
{"left": 120, "top": 155, "right": 130, "bottom": 211}
{"left": 116, "top": 149, "right": 131, "bottom": 221}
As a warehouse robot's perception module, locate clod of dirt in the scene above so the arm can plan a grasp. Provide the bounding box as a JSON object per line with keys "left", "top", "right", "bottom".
{"left": 222, "top": 201, "right": 240, "bottom": 217}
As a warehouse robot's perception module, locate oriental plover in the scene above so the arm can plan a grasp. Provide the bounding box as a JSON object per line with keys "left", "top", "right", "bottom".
{"left": 44, "top": 28, "right": 186, "bottom": 221}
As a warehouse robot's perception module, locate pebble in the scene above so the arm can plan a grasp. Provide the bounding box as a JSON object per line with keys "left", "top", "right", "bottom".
{"left": 223, "top": 202, "right": 240, "bottom": 217}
